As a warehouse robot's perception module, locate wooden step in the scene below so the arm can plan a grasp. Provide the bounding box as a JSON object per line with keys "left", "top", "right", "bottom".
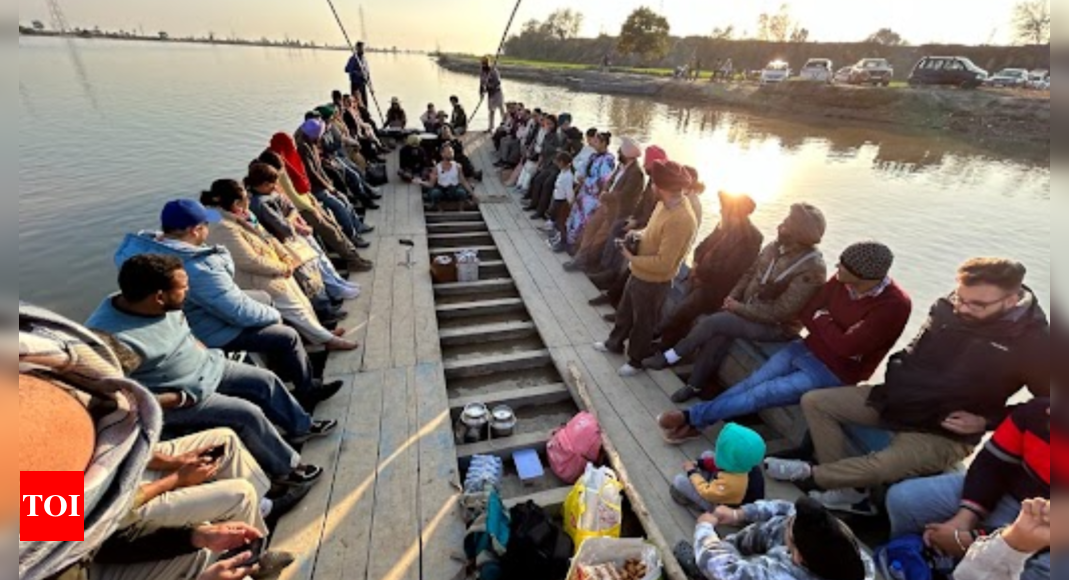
{"left": 439, "top": 320, "right": 539, "bottom": 347}
{"left": 504, "top": 487, "right": 572, "bottom": 510}
{"left": 444, "top": 350, "right": 552, "bottom": 380}
{"left": 426, "top": 222, "right": 489, "bottom": 234}
{"left": 425, "top": 211, "right": 483, "bottom": 223}
{"left": 456, "top": 430, "right": 553, "bottom": 461}
{"left": 428, "top": 232, "right": 495, "bottom": 248}
{"left": 429, "top": 245, "right": 498, "bottom": 257}
{"left": 435, "top": 298, "right": 526, "bottom": 320}
{"left": 480, "top": 261, "right": 509, "bottom": 278}
{"left": 449, "top": 382, "right": 572, "bottom": 412}
{"left": 433, "top": 279, "right": 516, "bottom": 298}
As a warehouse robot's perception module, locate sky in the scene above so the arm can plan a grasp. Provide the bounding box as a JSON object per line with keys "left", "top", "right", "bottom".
{"left": 19, "top": 0, "right": 1027, "bottom": 52}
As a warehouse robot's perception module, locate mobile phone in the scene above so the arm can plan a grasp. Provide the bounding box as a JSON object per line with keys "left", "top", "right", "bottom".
{"left": 201, "top": 445, "right": 226, "bottom": 462}
{"left": 221, "top": 537, "right": 266, "bottom": 566}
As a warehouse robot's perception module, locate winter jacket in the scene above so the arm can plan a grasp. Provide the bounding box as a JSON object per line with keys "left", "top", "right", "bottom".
{"left": 451, "top": 104, "right": 468, "bottom": 130}
{"left": 249, "top": 191, "right": 298, "bottom": 243}
{"left": 113, "top": 233, "right": 280, "bottom": 348}
{"left": 798, "top": 278, "right": 913, "bottom": 385}
{"left": 691, "top": 221, "right": 764, "bottom": 308}
{"left": 955, "top": 533, "right": 1034, "bottom": 580}
{"left": 204, "top": 210, "right": 305, "bottom": 300}
{"left": 600, "top": 161, "right": 647, "bottom": 221}
{"left": 868, "top": 289, "right": 1049, "bottom": 444}
{"left": 695, "top": 501, "right": 876, "bottom": 580}
{"left": 729, "top": 242, "right": 827, "bottom": 332}
{"left": 630, "top": 181, "right": 659, "bottom": 229}
{"left": 345, "top": 54, "right": 370, "bottom": 84}
{"left": 961, "top": 398, "right": 1050, "bottom": 517}
{"left": 539, "top": 129, "right": 565, "bottom": 168}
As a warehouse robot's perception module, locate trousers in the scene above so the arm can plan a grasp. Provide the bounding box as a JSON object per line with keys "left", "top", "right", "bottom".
{"left": 607, "top": 277, "right": 671, "bottom": 367}
{"left": 674, "top": 312, "right": 793, "bottom": 394}
{"left": 223, "top": 324, "right": 316, "bottom": 395}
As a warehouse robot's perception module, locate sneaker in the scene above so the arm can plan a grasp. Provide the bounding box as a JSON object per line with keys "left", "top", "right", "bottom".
{"left": 641, "top": 352, "right": 672, "bottom": 371}
{"left": 588, "top": 294, "right": 612, "bottom": 307}
{"left": 289, "top": 420, "right": 339, "bottom": 445}
{"left": 618, "top": 364, "right": 642, "bottom": 377}
{"left": 673, "top": 542, "right": 704, "bottom": 580}
{"left": 267, "top": 480, "right": 315, "bottom": 519}
{"left": 593, "top": 342, "right": 610, "bottom": 353}
{"left": 540, "top": 221, "right": 556, "bottom": 232}
{"left": 352, "top": 237, "right": 372, "bottom": 249}
{"left": 764, "top": 458, "right": 814, "bottom": 482}
{"left": 562, "top": 260, "right": 585, "bottom": 273}
{"left": 311, "top": 380, "right": 346, "bottom": 404}
{"left": 670, "top": 385, "right": 702, "bottom": 404}
{"left": 809, "top": 489, "right": 879, "bottom": 517}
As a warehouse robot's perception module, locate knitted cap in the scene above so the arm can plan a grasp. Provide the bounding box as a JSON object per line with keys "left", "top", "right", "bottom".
{"left": 792, "top": 498, "right": 867, "bottom": 580}
{"left": 643, "top": 145, "right": 668, "bottom": 172}
{"left": 840, "top": 241, "right": 895, "bottom": 281}
{"left": 649, "top": 160, "right": 693, "bottom": 193}
{"left": 785, "top": 203, "right": 827, "bottom": 246}
{"left": 714, "top": 423, "right": 767, "bottom": 474}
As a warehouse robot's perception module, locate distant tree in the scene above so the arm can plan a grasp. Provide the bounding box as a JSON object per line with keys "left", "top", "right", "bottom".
{"left": 710, "top": 26, "right": 735, "bottom": 40}
{"left": 159, "top": 31, "right": 170, "bottom": 40}
{"left": 790, "top": 27, "right": 810, "bottom": 43}
{"left": 1013, "top": 0, "right": 1050, "bottom": 44}
{"left": 617, "top": 7, "right": 671, "bottom": 61}
{"left": 757, "top": 4, "right": 806, "bottom": 43}
{"left": 543, "top": 9, "right": 584, "bottom": 41}
{"left": 520, "top": 19, "right": 543, "bottom": 37}
{"left": 865, "top": 28, "right": 906, "bottom": 46}
{"left": 32, "top": 20, "right": 45, "bottom": 31}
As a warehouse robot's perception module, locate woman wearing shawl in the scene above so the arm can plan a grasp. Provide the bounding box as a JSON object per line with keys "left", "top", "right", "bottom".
{"left": 565, "top": 132, "right": 616, "bottom": 252}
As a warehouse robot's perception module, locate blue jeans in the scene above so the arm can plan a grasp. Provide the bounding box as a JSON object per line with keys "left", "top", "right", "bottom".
{"left": 215, "top": 360, "right": 313, "bottom": 436}
{"left": 427, "top": 185, "right": 469, "bottom": 205}
{"left": 886, "top": 473, "right": 1050, "bottom": 580}
{"left": 223, "top": 324, "right": 316, "bottom": 395}
{"left": 314, "top": 189, "right": 363, "bottom": 240}
{"left": 689, "top": 341, "right": 841, "bottom": 429}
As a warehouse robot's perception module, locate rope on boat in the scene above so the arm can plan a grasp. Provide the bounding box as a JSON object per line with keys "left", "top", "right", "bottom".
{"left": 469, "top": 0, "right": 523, "bottom": 127}
{"left": 324, "top": 0, "right": 387, "bottom": 126}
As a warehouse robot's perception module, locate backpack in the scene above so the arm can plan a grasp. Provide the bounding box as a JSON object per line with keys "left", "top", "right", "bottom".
{"left": 502, "top": 501, "right": 574, "bottom": 580}
{"left": 875, "top": 535, "right": 955, "bottom": 580}
{"left": 366, "top": 162, "right": 389, "bottom": 187}
{"left": 547, "top": 412, "right": 603, "bottom": 484}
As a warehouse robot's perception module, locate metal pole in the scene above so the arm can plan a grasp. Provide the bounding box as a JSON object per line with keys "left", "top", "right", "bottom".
{"left": 468, "top": 0, "right": 523, "bottom": 128}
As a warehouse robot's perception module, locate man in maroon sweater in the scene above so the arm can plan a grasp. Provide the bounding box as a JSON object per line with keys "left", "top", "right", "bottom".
{"left": 658, "top": 241, "right": 912, "bottom": 444}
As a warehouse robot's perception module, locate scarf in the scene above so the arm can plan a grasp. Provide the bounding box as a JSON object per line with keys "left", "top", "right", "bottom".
{"left": 269, "top": 133, "right": 313, "bottom": 195}
{"left": 18, "top": 303, "right": 162, "bottom": 580}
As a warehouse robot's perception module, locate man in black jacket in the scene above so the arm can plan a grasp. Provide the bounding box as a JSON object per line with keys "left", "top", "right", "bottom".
{"left": 766, "top": 258, "right": 1049, "bottom": 515}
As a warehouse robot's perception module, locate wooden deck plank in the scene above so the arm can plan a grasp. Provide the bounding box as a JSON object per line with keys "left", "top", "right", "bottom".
{"left": 486, "top": 231, "right": 570, "bottom": 348}
{"left": 456, "top": 430, "right": 553, "bottom": 460}
{"left": 326, "top": 237, "right": 383, "bottom": 377}
{"left": 438, "top": 320, "right": 539, "bottom": 347}
{"left": 414, "top": 362, "right": 467, "bottom": 580}
{"left": 296, "top": 371, "right": 383, "bottom": 580}
{"left": 363, "top": 235, "right": 398, "bottom": 371}
{"left": 391, "top": 236, "right": 418, "bottom": 370}
{"left": 366, "top": 367, "right": 421, "bottom": 580}
{"left": 443, "top": 350, "right": 553, "bottom": 380}
{"left": 413, "top": 235, "right": 443, "bottom": 364}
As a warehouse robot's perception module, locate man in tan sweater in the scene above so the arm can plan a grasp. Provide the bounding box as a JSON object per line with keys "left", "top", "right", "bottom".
{"left": 596, "top": 160, "right": 698, "bottom": 377}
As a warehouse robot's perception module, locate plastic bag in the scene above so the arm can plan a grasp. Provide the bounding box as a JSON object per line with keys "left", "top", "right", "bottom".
{"left": 567, "top": 538, "right": 663, "bottom": 580}
{"left": 563, "top": 464, "right": 624, "bottom": 552}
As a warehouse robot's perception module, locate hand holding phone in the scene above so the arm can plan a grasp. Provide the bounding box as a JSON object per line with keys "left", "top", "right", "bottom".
{"left": 221, "top": 538, "right": 266, "bottom": 567}
{"left": 201, "top": 445, "right": 227, "bottom": 463}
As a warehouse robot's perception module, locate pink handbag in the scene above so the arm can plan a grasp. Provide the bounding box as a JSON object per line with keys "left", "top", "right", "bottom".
{"left": 547, "top": 412, "right": 603, "bottom": 484}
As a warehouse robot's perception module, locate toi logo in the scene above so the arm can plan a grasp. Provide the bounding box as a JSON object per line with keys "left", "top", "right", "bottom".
{"left": 20, "top": 472, "right": 85, "bottom": 542}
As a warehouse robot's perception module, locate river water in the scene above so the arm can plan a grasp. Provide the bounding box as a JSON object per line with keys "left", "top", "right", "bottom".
{"left": 20, "top": 38, "right": 1050, "bottom": 360}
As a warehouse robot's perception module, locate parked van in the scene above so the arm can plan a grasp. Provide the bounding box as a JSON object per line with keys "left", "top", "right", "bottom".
{"left": 908, "top": 56, "right": 988, "bottom": 89}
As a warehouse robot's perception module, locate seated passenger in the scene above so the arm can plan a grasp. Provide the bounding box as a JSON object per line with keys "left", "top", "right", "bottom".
{"left": 644, "top": 204, "right": 828, "bottom": 404}
{"left": 436, "top": 125, "right": 482, "bottom": 181}
{"left": 421, "top": 103, "right": 441, "bottom": 133}
{"left": 423, "top": 144, "right": 476, "bottom": 211}
{"left": 670, "top": 423, "right": 767, "bottom": 514}
{"left": 386, "top": 97, "right": 407, "bottom": 130}
{"left": 885, "top": 399, "right": 1051, "bottom": 580}
{"left": 766, "top": 259, "right": 1049, "bottom": 515}
{"left": 399, "top": 134, "right": 433, "bottom": 183}
{"left": 658, "top": 193, "right": 764, "bottom": 347}
{"left": 294, "top": 119, "right": 376, "bottom": 243}
{"left": 676, "top": 499, "right": 874, "bottom": 580}
{"left": 659, "top": 242, "right": 911, "bottom": 444}
{"left": 87, "top": 254, "right": 338, "bottom": 483}
{"left": 199, "top": 181, "right": 358, "bottom": 352}
{"left": 449, "top": 95, "right": 468, "bottom": 135}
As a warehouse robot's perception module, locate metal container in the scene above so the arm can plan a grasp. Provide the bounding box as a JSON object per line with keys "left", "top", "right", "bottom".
{"left": 490, "top": 405, "right": 517, "bottom": 439}
{"left": 460, "top": 403, "right": 489, "bottom": 443}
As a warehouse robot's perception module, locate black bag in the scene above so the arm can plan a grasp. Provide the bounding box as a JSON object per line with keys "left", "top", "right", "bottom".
{"left": 366, "top": 162, "right": 389, "bottom": 186}
{"left": 502, "top": 502, "right": 574, "bottom": 580}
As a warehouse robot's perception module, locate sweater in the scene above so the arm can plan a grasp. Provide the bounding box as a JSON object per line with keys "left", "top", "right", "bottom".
{"left": 798, "top": 278, "right": 913, "bottom": 385}
{"left": 869, "top": 290, "right": 1049, "bottom": 443}
{"left": 695, "top": 501, "right": 876, "bottom": 580}
{"left": 689, "top": 471, "right": 751, "bottom": 507}
{"left": 85, "top": 298, "right": 226, "bottom": 404}
{"left": 628, "top": 199, "right": 698, "bottom": 284}
{"left": 961, "top": 399, "right": 1050, "bottom": 517}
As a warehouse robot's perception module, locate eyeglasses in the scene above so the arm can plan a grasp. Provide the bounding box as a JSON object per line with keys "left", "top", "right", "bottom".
{"left": 949, "top": 290, "right": 1014, "bottom": 310}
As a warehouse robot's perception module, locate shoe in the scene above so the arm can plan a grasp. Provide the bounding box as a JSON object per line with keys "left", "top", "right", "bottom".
{"left": 474, "top": 171, "right": 484, "bottom": 181}
{"left": 361, "top": 224, "right": 376, "bottom": 234}
{"left": 673, "top": 542, "right": 705, "bottom": 580}
{"left": 326, "top": 338, "right": 360, "bottom": 352}
{"left": 274, "top": 465, "right": 325, "bottom": 487}
{"left": 289, "top": 420, "right": 339, "bottom": 445}
{"left": 618, "top": 364, "right": 642, "bottom": 377}
{"left": 551, "top": 242, "right": 567, "bottom": 254}
{"left": 641, "top": 352, "right": 672, "bottom": 371}
{"left": 321, "top": 310, "right": 350, "bottom": 326}
{"left": 809, "top": 489, "right": 879, "bottom": 517}
{"left": 310, "top": 379, "right": 345, "bottom": 403}
{"left": 670, "top": 385, "right": 702, "bottom": 404}
{"left": 657, "top": 412, "right": 687, "bottom": 431}
{"left": 530, "top": 213, "right": 545, "bottom": 221}
{"left": 764, "top": 458, "right": 814, "bottom": 482}
{"left": 540, "top": 221, "right": 557, "bottom": 232}
{"left": 603, "top": 313, "right": 616, "bottom": 323}
{"left": 663, "top": 425, "right": 703, "bottom": 445}
{"left": 669, "top": 486, "right": 704, "bottom": 513}
{"left": 267, "top": 480, "right": 315, "bottom": 519}
{"left": 593, "top": 342, "right": 610, "bottom": 353}
{"left": 365, "top": 203, "right": 381, "bottom": 210}
{"left": 352, "top": 237, "right": 371, "bottom": 249}
{"left": 588, "top": 294, "right": 612, "bottom": 307}
{"left": 251, "top": 551, "right": 296, "bottom": 580}
{"left": 562, "top": 260, "right": 585, "bottom": 273}
{"left": 347, "top": 260, "right": 374, "bottom": 273}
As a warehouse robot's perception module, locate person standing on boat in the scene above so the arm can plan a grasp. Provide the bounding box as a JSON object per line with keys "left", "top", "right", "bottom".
{"left": 345, "top": 41, "right": 371, "bottom": 107}
{"left": 765, "top": 258, "right": 1048, "bottom": 515}
{"left": 480, "top": 56, "right": 506, "bottom": 133}
{"left": 658, "top": 242, "right": 912, "bottom": 445}
{"left": 641, "top": 203, "right": 828, "bottom": 403}
{"left": 595, "top": 160, "right": 698, "bottom": 377}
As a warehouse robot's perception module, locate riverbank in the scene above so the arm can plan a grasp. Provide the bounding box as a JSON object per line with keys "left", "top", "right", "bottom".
{"left": 438, "top": 55, "right": 1049, "bottom": 162}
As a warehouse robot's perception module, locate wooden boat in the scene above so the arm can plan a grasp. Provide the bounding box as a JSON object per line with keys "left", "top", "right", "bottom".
{"left": 266, "top": 135, "right": 807, "bottom": 580}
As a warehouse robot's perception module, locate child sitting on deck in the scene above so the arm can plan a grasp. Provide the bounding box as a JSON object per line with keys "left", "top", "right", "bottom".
{"left": 671, "top": 423, "right": 767, "bottom": 514}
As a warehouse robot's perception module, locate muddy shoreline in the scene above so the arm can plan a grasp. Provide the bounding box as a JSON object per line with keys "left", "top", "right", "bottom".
{"left": 438, "top": 56, "right": 1049, "bottom": 163}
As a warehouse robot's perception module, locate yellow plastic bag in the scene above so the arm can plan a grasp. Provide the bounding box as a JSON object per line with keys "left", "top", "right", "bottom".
{"left": 563, "top": 464, "right": 624, "bottom": 553}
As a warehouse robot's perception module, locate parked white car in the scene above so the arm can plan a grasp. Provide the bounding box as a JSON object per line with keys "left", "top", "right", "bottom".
{"left": 1028, "top": 70, "right": 1050, "bottom": 90}
{"left": 760, "top": 60, "right": 791, "bottom": 85}
{"left": 986, "top": 68, "right": 1031, "bottom": 88}
{"left": 800, "top": 59, "right": 834, "bottom": 82}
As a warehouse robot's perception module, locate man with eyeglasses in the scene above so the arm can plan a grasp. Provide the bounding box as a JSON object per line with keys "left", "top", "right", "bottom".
{"left": 766, "top": 258, "right": 1049, "bottom": 516}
